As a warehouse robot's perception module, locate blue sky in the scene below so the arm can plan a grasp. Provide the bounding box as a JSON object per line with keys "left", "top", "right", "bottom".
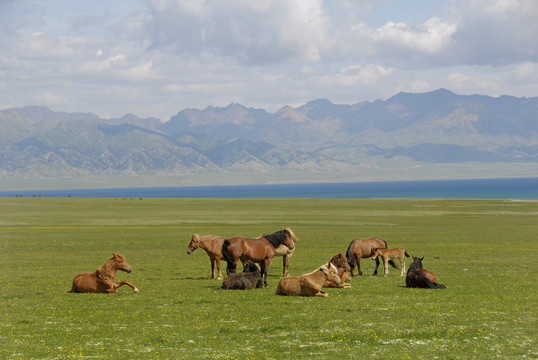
{"left": 0, "top": 0, "right": 536, "bottom": 121}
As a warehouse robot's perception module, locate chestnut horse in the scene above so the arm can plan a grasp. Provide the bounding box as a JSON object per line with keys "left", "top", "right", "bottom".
{"left": 69, "top": 253, "right": 139, "bottom": 293}
{"left": 406, "top": 256, "right": 446, "bottom": 289}
{"left": 222, "top": 228, "right": 296, "bottom": 287}
{"left": 372, "top": 247, "right": 410, "bottom": 276}
{"left": 276, "top": 262, "right": 341, "bottom": 297}
{"left": 345, "top": 237, "right": 397, "bottom": 276}
{"left": 187, "top": 231, "right": 297, "bottom": 279}
{"left": 324, "top": 253, "right": 352, "bottom": 288}
{"left": 186, "top": 234, "right": 225, "bottom": 279}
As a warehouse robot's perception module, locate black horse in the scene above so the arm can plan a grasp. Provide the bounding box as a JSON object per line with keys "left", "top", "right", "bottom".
{"left": 221, "top": 261, "right": 263, "bottom": 290}
{"left": 406, "top": 256, "right": 446, "bottom": 289}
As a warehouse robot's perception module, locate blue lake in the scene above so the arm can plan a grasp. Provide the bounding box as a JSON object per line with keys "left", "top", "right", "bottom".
{"left": 1, "top": 177, "right": 537, "bottom": 199}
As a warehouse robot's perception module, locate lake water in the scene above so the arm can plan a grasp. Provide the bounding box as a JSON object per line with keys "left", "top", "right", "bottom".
{"left": 1, "top": 177, "right": 537, "bottom": 199}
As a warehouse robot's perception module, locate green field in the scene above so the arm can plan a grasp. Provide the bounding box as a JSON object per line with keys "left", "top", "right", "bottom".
{"left": 1, "top": 197, "right": 536, "bottom": 359}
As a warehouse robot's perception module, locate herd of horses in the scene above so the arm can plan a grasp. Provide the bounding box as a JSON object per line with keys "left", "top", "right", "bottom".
{"left": 68, "top": 227, "right": 446, "bottom": 296}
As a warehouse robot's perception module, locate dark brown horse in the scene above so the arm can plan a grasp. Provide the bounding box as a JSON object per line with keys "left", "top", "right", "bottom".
{"left": 406, "top": 256, "right": 446, "bottom": 289}
{"left": 186, "top": 234, "right": 225, "bottom": 279}
{"left": 221, "top": 261, "right": 263, "bottom": 290}
{"left": 222, "top": 228, "right": 296, "bottom": 287}
{"left": 346, "top": 237, "right": 397, "bottom": 276}
{"left": 69, "top": 253, "right": 139, "bottom": 293}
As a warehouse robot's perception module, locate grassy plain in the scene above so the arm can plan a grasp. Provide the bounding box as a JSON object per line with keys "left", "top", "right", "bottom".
{"left": 0, "top": 197, "right": 536, "bottom": 359}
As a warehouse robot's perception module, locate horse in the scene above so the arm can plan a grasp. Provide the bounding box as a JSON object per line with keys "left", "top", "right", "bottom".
{"left": 324, "top": 253, "right": 352, "bottom": 288}
{"left": 372, "top": 247, "right": 410, "bottom": 276}
{"left": 68, "top": 253, "right": 139, "bottom": 293}
{"left": 406, "top": 256, "right": 446, "bottom": 289}
{"left": 221, "top": 261, "right": 263, "bottom": 290}
{"left": 222, "top": 228, "right": 296, "bottom": 287}
{"left": 187, "top": 234, "right": 225, "bottom": 279}
{"left": 276, "top": 262, "right": 341, "bottom": 297}
{"left": 345, "top": 237, "right": 397, "bottom": 276}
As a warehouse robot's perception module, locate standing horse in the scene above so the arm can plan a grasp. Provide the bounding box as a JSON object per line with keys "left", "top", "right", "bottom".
{"left": 346, "top": 237, "right": 397, "bottom": 276}
{"left": 276, "top": 262, "right": 341, "bottom": 297}
{"left": 372, "top": 247, "right": 410, "bottom": 276}
{"left": 69, "top": 253, "right": 139, "bottom": 293}
{"left": 222, "top": 228, "right": 296, "bottom": 287}
{"left": 186, "top": 234, "right": 225, "bottom": 279}
{"left": 406, "top": 256, "right": 446, "bottom": 289}
{"left": 324, "top": 253, "right": 352, "bottom": 288}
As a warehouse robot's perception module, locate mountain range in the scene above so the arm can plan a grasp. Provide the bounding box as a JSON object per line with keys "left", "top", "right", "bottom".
{"left": 1, "top": 89, "right": 537, "bottom": 183}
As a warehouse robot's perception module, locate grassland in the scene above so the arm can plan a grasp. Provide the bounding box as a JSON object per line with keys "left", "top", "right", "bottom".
{"left": 0, "top": 197, "right": 536, "bottom": 359}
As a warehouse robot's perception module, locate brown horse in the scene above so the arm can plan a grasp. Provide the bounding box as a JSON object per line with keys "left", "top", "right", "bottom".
{"left": 372, "top": 247, "right": 410, "bottom": 276}
{"left": 186, "top": 234, "right": 225, "bottom": 279}
{"left": 324, "top": 253, "right": 352, "bottom": 288}
{"left": 406, "top": 256, "right": 446, "bottom": 289}
{"left": 346, "top": 237, "right": 397, "bottom": 276}
{"left": 276, "top": 262, "right": 341, "bottom": 297}
{"left": 222, "top": 228, "right": 296, "bottom": 287}
{"left": 69, "top": 253, "right": 139, "bottom": 293}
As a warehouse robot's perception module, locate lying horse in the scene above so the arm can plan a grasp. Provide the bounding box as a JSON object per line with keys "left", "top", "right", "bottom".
{"left": 372, "top": 247, "right": 410, "bottom": 276}
{"left": 221, "top": 261, "right": 263, "bottom": 290}
{"left": 276, "top": 262, "right": 341, "bottom": 297}
{"left": 406, "top": 256, "right": 446, "bottom": 289}
{"left": 324, "top": 253, "right": 352, "bottom": 288}
{"left": 187, "top": 234, "right": 225, "bottom": 279}
{"left": 346, "top": 237, "right": 397, "bottom": 276}
{"left": 69, "top": 253, "right": 139, "bottom": 293}
{"left": 222, "top": 228, "right": 296, "bottom": 287}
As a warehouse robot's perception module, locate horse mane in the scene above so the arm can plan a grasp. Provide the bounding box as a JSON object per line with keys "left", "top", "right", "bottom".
{"left": 191, "top": 234, "right": 201, "bottom": 243}
{"left": 263, "top": 229, "right": 290, "bottom": 248}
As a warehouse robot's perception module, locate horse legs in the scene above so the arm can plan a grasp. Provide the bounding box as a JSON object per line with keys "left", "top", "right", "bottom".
{"left": 114, "top": 281, "right": 139, "bottom": 293}
{"left": 216, "top": 259, "right": 222, "bottom": 280}
{"left": 356, "top": 255, "right": 363, "bottom": 276}
{"left": 383, "top": 257, "right": 389, "bottom": 276}
{"left": 261, "top": 259, "right": 270, "bottom": 287}
{"left": 372, "top": 256, "right": 380, "bottom": 276}
{"left": 400, "top": 257, "right": 406, "bottom": 276}
{"left": 282, "top": 254, "right": 291, "bottom": 277}
{"left": 210, "top": 258, "right": 216, "bottom": 279}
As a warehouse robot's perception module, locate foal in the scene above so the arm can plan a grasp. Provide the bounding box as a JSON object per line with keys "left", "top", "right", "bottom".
{"left": 372, "top": 247, "right": 410, "bottom": 276}
{"left": 69, "top": 253, "right": 139, "bottom": 293}
{"left": 406, "top": 256, "right": 446, "bottom": 289}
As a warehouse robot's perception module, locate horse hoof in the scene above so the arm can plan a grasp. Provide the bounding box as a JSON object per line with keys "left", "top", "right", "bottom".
{"left": 134, "top": 288, "right": 139, "bottom": 293}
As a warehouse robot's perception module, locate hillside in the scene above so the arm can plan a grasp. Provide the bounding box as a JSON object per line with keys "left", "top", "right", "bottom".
{"left": 1, "top": 89, "right": 537, "bottom": 184}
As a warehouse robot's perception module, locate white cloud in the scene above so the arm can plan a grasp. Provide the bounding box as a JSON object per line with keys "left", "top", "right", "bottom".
{"left": 0, "top": 0, "right": 536, "bottom": 120}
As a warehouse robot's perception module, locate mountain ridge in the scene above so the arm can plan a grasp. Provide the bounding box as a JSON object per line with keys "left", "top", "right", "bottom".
{"left": 1, "top": 89, "right": 537, "bottom": 180}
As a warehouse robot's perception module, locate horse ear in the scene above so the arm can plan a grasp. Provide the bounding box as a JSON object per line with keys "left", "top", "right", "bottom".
{"left": 420, "top": 257, "right": 424, "bottom": 261}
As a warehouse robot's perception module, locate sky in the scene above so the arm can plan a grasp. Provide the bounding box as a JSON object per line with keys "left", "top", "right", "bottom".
{"left": 0, "top": 0, "right": 537, "bottom": 121}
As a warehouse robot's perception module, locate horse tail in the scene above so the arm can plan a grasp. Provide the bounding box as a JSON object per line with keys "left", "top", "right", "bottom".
{"left": 404, "top": 250, "right": 410, "bottom": 257}
{"left": 222, "top": 240, "right": 235, "bottom": 274}
{"left": 345, "top": 242, "right": 356, "bottom": 269}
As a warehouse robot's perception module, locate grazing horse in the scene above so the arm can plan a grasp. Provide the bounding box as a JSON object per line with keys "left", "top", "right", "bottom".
{"left": 276, "top": 262, "right": 341, "bottom": 297}
{"left": 324, "top": 253, "right": 352, "bottom": 288}
{"left": 187, "top": 234, "right": 225, "bottom": 279}
{"left": 372, "top": 247, "right": 410, "bottom": 276}
{"left": 69, "top": 253, "right": 139, "bottom": 293}
{"left": 345, "top": 237, "right": 397, "bottom": 276}
{"left": 222, "top": 228, "right": 296, "bottom": 287}
{"left": 221, "top": 261, "right": 263, "bottom": 290}
{"left": 406, "top": 256, "right": 446, "bottom": 289}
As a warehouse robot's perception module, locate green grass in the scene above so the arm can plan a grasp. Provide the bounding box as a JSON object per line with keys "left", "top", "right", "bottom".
{"left": 1, "top": 197, "right": 536, "bottom": 359}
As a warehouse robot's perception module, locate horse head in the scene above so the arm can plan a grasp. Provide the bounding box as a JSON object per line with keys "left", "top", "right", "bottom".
{"left": 243, "top": 261, "right": 260, "bottom": 274}
{"left": 321, "top": 262, "right": 341, "bottom": 287}
{"left": 371, "top": 247, "right": 381, "bottom": 260}
{"left": 409, "top": 256, "right": 424, "bottom": 270}
{"left": 112, "top": 253, "right": 133, "bottom": 273}
{"left": 330, "top": 253, "right": 351, "bottom": 272}
{"left": 282, "top": 228, "right": 297, "bottom": 250}
{"left": 186, "top": 234, "right": 201, "bottom": 254}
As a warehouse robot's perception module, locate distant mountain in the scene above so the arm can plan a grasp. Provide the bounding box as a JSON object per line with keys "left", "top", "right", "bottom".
{"left": 1, "top": 89, "right": 537, "bottom": 179}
